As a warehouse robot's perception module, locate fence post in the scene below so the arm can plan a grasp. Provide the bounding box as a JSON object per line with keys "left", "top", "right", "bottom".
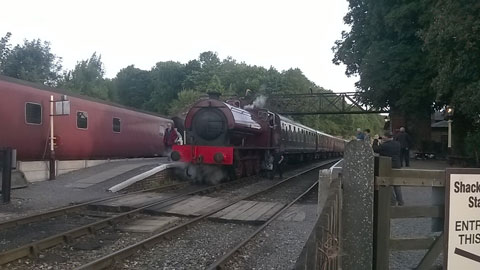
{"left": 342, "top": 140, "right": 374, "bottom": 270}
{"left": 1, "top": 148, "right": 12, "bottom": 204}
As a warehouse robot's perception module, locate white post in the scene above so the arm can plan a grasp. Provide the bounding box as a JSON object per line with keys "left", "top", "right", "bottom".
{"left": 448, "top": 119, "right": 452, "bottom": 151}
{"left": 49, "top": 95, "right": 56, "bottom": 180}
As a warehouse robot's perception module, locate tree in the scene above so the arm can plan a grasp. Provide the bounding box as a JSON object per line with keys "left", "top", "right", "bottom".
{"left": 0, "top": 32, "right": 12, "bottom": 71}
{"left": 114, "top": 65, "right": 152, "bottom": 108}
{"left": 333, "top": 1, "right": 435, "bottom": 115}
{"left": 60, "top": 53, "right": 110, "bottom": 100}
{"left": 1, "top": 34, "right": 62, "bottom": 85}
{"left": 422, "top": 0, "right": 480, "bottom": 122}
{"left": 145, "top": 61, "right": 186, "bottom": 114}
{"left": 168, "top": 89, "right": 204, "bottom": 116}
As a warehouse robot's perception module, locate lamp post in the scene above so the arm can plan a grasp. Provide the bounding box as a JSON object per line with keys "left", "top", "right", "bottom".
{"left": 446, "top": 106, "right": 454, "bottom": 154}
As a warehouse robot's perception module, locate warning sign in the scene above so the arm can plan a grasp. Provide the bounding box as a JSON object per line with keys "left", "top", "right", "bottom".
{"left": 445, "top": 169, "right": 480, "bottom": 269}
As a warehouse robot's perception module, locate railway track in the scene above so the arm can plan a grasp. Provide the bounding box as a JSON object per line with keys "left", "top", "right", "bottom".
{"left": 78, "top": 159, "right": 337, "bottom": 270}
{"left": 0, "top": 159, "right": 338, "bottom": 269}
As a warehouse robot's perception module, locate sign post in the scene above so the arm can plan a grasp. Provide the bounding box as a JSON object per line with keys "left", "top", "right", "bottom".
{"left": 445, "top": 168, "right": 480, "bottom": 269}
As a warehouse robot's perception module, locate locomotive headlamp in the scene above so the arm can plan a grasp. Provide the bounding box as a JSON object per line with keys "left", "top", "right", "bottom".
{"left": 170, "top": 151, "right": 181, "bottom": 161}
{"left": 214, "top": 152, "right": 224, "bottom": 163}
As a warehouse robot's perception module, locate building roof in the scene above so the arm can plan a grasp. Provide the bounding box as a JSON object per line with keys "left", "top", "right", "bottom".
{"left": 431, "top": 120, "right": 448, "bottom": 128}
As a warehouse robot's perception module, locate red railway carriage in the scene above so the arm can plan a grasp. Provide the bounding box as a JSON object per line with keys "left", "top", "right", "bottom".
{"left": 0, "top": 75, "right": 171, "bottom": 160}
{"left": 172, "top": 96, "right": 347, "bottom": 180}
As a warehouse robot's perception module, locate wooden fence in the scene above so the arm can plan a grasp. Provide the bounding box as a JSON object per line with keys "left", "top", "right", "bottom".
{"left": 374, "top": 156, "right": 445, "bottom": 270}
{"left": 295, "top": 176, "right": 343, "bottom": 270}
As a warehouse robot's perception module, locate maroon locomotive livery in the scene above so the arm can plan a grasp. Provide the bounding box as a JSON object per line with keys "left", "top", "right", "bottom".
{"left": 171, "top": 97, "right": 347, "bottom": 179}
{"left": 0, "top": 75, "right": 171, "bottom": 160}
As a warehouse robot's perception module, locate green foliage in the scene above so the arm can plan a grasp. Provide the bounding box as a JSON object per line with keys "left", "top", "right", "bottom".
{"left": 168, "top": 90, "right": 204, "bottom": 116}
{"left": 422, "top": 0, "right": 480, "bottom": 123}
{"left": 60, "top": 53, "right": 109, "bottom": 100}
{"left": 0, "top": 32, "right": 12, "bottom": 70}
{"left": 145, "top": 61, "right": 187, "bottom": 114}
{"left": 0, "top": 33, "right": 62, "bottom": 86}
{"left": 465, "top": 128, "right": 480, "bottom": 165}
{"left": 333, "top": 0, "right": 435, "bottom": 115}
{"left": 114, "top": 65, "right": 152, "bottom": 108}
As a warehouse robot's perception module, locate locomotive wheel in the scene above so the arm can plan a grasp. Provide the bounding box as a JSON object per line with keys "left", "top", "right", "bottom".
{"left": 234, "top": 160, "right": 245, "bottom": 179}
{"left": 245, "top": 160, "right": 253, "bottom": 177}
{"left": 252, "top": 159, "right": 260, "bottom": 175}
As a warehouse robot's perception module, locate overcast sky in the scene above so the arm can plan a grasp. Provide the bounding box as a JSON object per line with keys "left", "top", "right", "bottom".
{"left": 1, "top": 0, "right": 357, "bottom": 92}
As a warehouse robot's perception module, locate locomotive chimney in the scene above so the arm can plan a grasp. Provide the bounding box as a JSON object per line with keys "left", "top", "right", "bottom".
{"left": 207, "top": 92, "right": 221, "bottom": 100}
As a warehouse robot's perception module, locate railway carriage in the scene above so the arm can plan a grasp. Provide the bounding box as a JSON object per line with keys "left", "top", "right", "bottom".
{"left": 0, "top": 75, "right": 171, "bottom": 160}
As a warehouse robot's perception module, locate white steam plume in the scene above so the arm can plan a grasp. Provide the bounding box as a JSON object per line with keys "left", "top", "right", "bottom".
{"left": 244, "top": 95, "right": 267, "bottom": 110}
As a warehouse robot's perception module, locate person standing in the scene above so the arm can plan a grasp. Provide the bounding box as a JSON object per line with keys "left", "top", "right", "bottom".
{"left": 373, "top": 131, "right": 404, "bottom": 206}
{"left": 395, "top": 127, "right": 412, "bottom": 167}
{"left": 364, "top": 129, "right": 371, "bottom": 144}
{"left": 356, "top": 128, "right": 365, "bottom": 140}
{"left": 271, "top": 150, "right": 285, "bottom": 179}
{"left": 163, "top": 123, "right": 178, "bottom": 157}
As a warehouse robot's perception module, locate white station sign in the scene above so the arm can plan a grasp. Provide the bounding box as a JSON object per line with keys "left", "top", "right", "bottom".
{"left": 445, "top": 169, "right": 480, "bottom": 269}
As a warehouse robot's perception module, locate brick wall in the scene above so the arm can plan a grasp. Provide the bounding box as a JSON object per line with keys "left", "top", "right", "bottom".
{"left": 122, "top": 168, "right": 177, "bottom": 192}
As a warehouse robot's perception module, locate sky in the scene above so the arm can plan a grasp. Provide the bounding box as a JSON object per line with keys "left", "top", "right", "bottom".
{"left": 0, "top": 0, "right": 357, "bottom": 92}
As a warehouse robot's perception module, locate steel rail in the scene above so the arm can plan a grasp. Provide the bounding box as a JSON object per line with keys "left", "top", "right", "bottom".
{"left": 207, "top": 177, "right": 320, "bottom": 269}
{"left": 0, "top": 182, "right": 186, "bottom": 231}
{"left": 0, "top": 182, "right": 232, "bottom": 265}
{"left": 75, "top": 159, "right": 338, "bottom": 270}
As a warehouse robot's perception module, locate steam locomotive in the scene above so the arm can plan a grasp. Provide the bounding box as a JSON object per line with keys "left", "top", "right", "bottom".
{"left": 171, "top": 95, "right": 346, "bottom": 180}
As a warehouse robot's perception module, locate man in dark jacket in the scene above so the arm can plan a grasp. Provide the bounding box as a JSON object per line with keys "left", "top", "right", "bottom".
{"left": 373, "top": 131, "right": 404, "bottom": 206}
{"left": 270, "top": 150, "right": 285, "bottom": 179}
{"left": 395, "top": 127, "right": 412, "bottom": 167}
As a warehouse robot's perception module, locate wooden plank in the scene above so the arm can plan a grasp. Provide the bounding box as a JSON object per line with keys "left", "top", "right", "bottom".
{"left": 417, "top": 233, "right": 444, "bottom": 270}
{"left": 189, "top": 197, "right": 225, "bottom": 215}
{"left": 195, "top": 199, "right": 231, "bottom": 215}
{"left": 244, "top": 202, "right": 278, "bottom": 221}
{"left": 144, "top": 196, "right": 191, "bottom": 214}
{"left": 374, "top": 185, "right": 391, "bottom": 270}
{"left": 257, "top": 203, "right": 284, "bottom": 221}
{"left": 375, "top": 176, "right": 444, "bottom": 187}
{"left": 162, "top": 196, "right": 205, "bottom": 214}
{"left": 219, "top": 201, "right": 258, "bottom": 220}
{"left": 390, "top": 206, "right": 444, "bottom": 219}
{"left": 390, "top": 168, "right": 445, "bottom": 180}
{"left": 210, "top": 201, "right": 250, "bottom": 219}
{"left": 169, "top": 196, "right": 212, "bottom": 215}
{"left": 120, "top": 216, "right": 180, "bottom": 233}
{"left": 390, "top": 237, "right": 436, "bottom": 251}
{"left": 236, "top": 202, "right": 277, "bottom": 221}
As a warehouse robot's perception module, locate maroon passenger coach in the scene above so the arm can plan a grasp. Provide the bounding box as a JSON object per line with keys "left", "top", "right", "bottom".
{"left": 0, "top": 75, "right": 171, "bottom": 161}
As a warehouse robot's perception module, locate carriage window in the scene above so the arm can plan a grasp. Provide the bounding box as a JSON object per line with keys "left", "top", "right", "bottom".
{"left": 113, "top": 117, "right": 121, "bottom": 132}
{"left": 77, "top": 111, "right": 88, "bottom": 129}
{"left": 25, "top": 103, "right": 42, "bottom": 124}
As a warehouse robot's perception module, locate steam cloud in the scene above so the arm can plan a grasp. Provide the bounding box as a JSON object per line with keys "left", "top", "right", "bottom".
{"left": 244, "top": 95, "right": 267, "bottom": 110}
{"left": 172, "top": 162, "right": 227, "bottom": 185}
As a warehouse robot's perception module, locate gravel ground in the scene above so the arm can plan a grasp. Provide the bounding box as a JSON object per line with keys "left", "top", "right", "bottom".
{"left": 116, "top": 221, "right": 257, "bottom": 270}
{"left": 1, "top": 214, "right": 188, "bottom": 270}
{"left": 0, "top": 158, "right": 167, "bottom": 220}
{"left": 224, "top": 203, "right": 318, "bottom": 270}
{"left": 0, "top": 211, "right": 110, "bottom": 252}
{"left": 251, "top": 170, "right": 319, "bottom": 204}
